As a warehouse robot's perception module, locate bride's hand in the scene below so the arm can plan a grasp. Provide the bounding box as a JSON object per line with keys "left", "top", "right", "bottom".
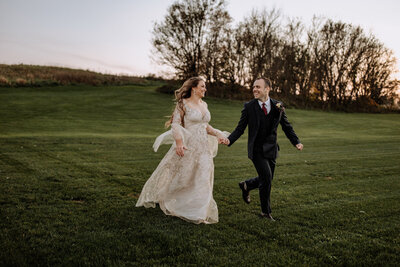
{"left": 176, "top": 145, "right": 187, "bottom": 157}
{"left": 218, "top": 137, "right": 229, "bottom": 145}
{"left": 175, "top": 140, "right": 187, "bottom": 157}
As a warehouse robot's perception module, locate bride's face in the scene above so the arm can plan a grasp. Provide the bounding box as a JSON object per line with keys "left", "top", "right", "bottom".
{"left": 192, "top": 80, "right": 206, "bottom": 98}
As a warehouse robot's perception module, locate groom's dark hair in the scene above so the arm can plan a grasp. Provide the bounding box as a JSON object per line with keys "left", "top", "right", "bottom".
{"left": 256, "top": 77, "right": 272, "bottom": 89}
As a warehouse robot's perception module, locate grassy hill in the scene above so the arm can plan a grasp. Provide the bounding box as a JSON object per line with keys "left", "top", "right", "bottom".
{"left": 0, "top": 84, "right": 399, "bottom": 266}
{"left": 0, "top": 64, "right": 148, "bottom": 87}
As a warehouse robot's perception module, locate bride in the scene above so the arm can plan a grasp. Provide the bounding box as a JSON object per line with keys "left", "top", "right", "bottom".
{"left": 135, "top": 77, "right": 228, "bottom": 224}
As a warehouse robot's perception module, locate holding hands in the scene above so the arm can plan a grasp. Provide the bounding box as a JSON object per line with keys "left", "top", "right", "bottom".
{"left": 218, "top": 137, "right": 230, "bottom": 145}
{"left": 176, "top": 130, "right": 230, "bottom": 157}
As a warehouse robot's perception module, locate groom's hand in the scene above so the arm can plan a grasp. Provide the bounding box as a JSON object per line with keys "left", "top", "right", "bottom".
{"left": 296, "top": 143, "right": 303, "bottom": 151}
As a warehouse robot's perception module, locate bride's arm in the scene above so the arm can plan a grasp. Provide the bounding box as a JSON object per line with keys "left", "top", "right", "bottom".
{"left": 203, "top": 101, "right": 225, "bottom": 138}
{"left": 206, "top": 123, "right": 224, "bottom": 138}
{"left": 206, "top": 123, "right": 229, "bottom": 145}
{"left": 171, "top": 104, "right": 186, "bottom": 156}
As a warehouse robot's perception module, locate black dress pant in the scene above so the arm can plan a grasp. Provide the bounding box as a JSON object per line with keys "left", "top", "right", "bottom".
{"left": 246, "top": 150, "right": 276, "bottom": 214}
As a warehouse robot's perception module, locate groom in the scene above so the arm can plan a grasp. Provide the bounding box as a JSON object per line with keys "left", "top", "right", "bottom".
{"left": 223, "top": 77, "right": 303, "bottom": 221}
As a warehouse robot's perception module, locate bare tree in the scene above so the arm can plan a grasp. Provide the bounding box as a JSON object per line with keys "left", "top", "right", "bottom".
{"left": 152, "top": 0, "right": 227, "bottom": 80}
{"left": 308, "top": 18, "right": 399, "bottom": 108}
{"left": 202, "top": 1, "right": 232, "bottom": 84}
{"left": 353, "top": 37, "right": 398, "bottom": 105}
{"left": 275, "top": 19, "right": 312, "bottom": 99}
{"left": 235, "top": 8, "right": 282, "bottom": 87}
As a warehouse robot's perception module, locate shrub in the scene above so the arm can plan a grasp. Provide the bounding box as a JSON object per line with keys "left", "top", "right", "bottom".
{"left": 156, "top": 81, "right": 181, "bottom": 94}
{"left": 0, "top": 76, "right": 9, "bottom": 86}
{"left": 15, "top": 78, "right": 28, "bottom": 86}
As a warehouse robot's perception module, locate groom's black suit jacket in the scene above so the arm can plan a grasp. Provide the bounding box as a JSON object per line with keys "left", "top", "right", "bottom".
{"left": 228, "top": 98, "right": 300, "bottom": 160}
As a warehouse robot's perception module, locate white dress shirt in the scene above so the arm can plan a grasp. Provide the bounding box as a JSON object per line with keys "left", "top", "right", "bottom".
{"left": 258, "top": 98, "right": 271, "bottom": 114}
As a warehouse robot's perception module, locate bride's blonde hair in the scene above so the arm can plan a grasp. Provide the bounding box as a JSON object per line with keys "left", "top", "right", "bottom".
{"left": 165, "top": 77, "right": 204, "bottom": 128}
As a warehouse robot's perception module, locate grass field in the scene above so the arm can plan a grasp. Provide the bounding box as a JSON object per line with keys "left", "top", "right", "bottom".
{"left": 1, "top": 84, "right": 399, "bottom": 266}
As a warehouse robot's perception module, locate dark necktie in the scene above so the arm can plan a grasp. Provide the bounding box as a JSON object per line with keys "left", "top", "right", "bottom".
{"left": 262, "top": 103, "right": 268, "bottom": 116}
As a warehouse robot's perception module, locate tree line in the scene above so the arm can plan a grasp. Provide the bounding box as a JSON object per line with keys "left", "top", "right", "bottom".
{"left": 152, "top": 0, "right": 399, "bottom": 111}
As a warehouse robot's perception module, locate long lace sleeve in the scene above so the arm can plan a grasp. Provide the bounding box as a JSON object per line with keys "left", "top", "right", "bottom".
{"left": 171, "top": 105, "right": 184, "bottom": 141}
{"left": 206, "top": 124, "right": 225, "bottom": 139}
{"left": 153, "top": 104, "right": 189, "bottom": 152}
{"left": 206, "top": 123, "right": 230, "bottom": 157}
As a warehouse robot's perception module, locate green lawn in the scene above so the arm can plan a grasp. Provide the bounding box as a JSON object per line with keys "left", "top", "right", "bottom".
{"left": 1, "top": 84, "right": 399, "bottom": 266}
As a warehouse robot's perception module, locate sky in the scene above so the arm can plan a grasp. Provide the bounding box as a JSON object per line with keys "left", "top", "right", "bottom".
{"left": 1, "top": 0, "right": 399, "bottom": 77}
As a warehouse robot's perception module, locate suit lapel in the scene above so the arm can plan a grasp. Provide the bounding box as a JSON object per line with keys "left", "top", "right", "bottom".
{"left": 270, "top": 99, "right": 278, "bottom": 114}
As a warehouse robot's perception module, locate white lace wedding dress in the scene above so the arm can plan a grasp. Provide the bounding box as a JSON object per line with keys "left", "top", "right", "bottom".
{"left": 136, "top": 101, "right": 228, "bottom": 224}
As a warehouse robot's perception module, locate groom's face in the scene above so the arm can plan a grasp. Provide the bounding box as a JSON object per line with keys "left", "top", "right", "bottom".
{"left": 253, "top": 79, "right": 270, "bottom": 101}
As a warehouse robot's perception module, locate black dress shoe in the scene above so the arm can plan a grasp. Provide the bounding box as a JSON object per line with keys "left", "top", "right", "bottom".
{"left": 260, "top": 212, "right": 276, "bottom": 221}
{"left": 238, "top": 181, "right": 250, "bottom": 204}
